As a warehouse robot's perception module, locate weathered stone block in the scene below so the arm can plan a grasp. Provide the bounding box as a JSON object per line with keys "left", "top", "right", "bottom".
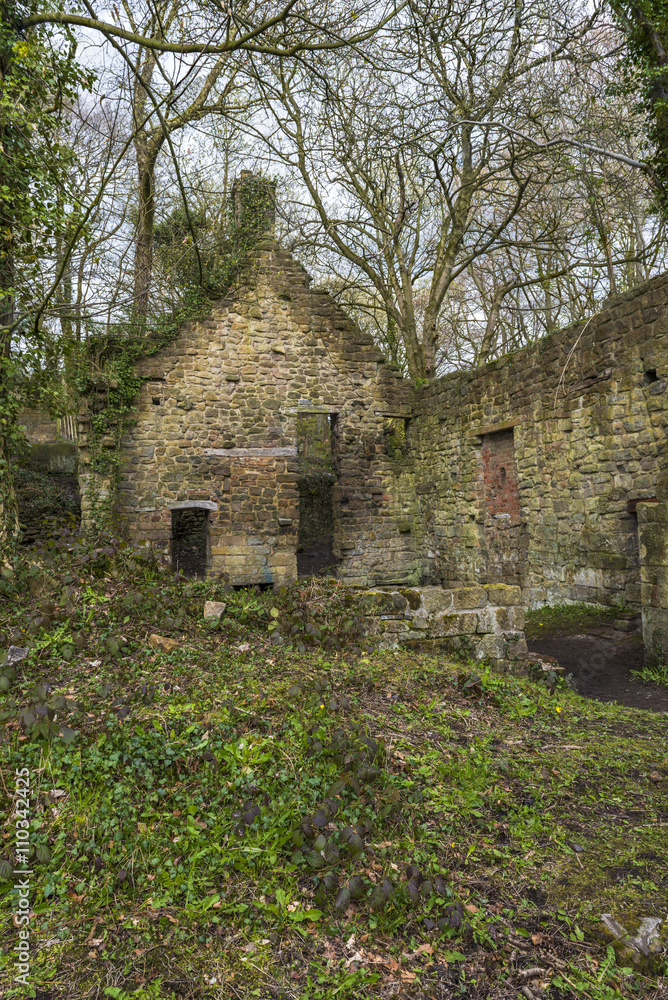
{"left": 504, "top": 637, "right": 528, "bottom": 659}
{"left": 420, "top": 587, "right": 454, "bottom": 615}
{"left": 429, "top": 611, "right": 479, "bottom": 636}
{"left": 477, "top": 606, "right": 523, "bottom": 633}
{"left": 474, "top": 634, "right": 506, "bottom": 660}
{"left": 204, "top": 601, "right": 227, "bottom": 620}
{"left": 452, "top": 587, "right": 487, "bottom": 610}
{"left": 383, "top": 619, "right": 410, "bottom": 633}
{"left": 639, "top": 523, "right": 667, "bottom": 566}
{"left": 399, "top": 589, "right": 423, "bottom": 610}
{"left": 359, "top": 591, "right": 399, "bottom": 614}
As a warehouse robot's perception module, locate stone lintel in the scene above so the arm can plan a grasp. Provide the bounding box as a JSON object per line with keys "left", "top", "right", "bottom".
{"left": 288, "top": 406, "right": 340, "bottom": 414}
{"left": 166, "top": 500, "right": 218, "bottom": 511}
{"left": 468, "top": 418, "right": 522, "bottom": 438}
{"left": 205, "top": 447, "right": 297, "bottom": 458}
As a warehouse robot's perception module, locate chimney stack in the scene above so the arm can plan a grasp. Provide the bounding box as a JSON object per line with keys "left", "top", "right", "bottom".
{"left": 232, "top": 171, "right": 276, "bottom": 238}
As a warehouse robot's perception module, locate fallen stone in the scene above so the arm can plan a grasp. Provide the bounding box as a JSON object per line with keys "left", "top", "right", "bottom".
{"left": 529, "top": 653, "right": 564, "bottom": 672}
{"left": 204, "top": 601, "right": 227, "bottom": 620}
{"left": 6, "top": 646, "right": 30, "bottom": 666}
{"left": 601, "top": 913, "right": 664, "bottom": 961}
{"left": 148, "top": 634, "right": 182, "bottom": 654}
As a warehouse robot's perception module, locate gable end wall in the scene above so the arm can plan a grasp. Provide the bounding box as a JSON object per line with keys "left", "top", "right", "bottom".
{"left": 94, "top": 245, "right": 418, "bottom": 587}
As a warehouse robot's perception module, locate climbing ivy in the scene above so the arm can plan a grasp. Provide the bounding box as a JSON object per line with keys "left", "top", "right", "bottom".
{"left": 610, "top": 2, "right": 668, "bottom": 208}
{"left": 77, "top": 175, "right": 277, "bottom": 533}
{"left": 0, "top": 4, "right": 96, "bottom": 553}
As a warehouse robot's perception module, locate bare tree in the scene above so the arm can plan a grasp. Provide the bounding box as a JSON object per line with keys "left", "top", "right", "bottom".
{"left": 252, "top": 0, "right": 662, "bottom": 377}
{"left": 21, "top": 2, "right": 404, "bottom": 321}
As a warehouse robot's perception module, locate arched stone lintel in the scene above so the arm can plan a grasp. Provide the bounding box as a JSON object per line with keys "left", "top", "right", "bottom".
{"left": 166, "top": 501, "right": 218, "bottom": 511}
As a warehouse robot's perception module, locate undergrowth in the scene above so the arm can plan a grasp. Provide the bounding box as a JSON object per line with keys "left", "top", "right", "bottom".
{"left": 0, "top": 543, "right": 666, "bottom": 999}
{"left": 630, "top": 661, "right": 668, "bottom": 687}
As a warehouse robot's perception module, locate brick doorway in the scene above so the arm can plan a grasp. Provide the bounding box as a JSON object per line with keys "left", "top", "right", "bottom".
{"left": 480, "top": 428, "right": 527, "bottom": 584}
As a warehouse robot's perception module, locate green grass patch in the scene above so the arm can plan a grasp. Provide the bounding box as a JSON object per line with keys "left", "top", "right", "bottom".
{"left": 525, "top": 601, "right": 620, "bottom": 639}
{"left": 630, "top": 661, "right": 668, "bottom": 687}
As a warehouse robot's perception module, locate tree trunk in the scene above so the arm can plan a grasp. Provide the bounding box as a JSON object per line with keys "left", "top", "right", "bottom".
{"left": 477, "top": 286, "right": 506, "bottom": 366}
{"left": 0, "top": 13, "right": 19, "bottom": 554}
{"left": 132, "top": 152, "right": 157, "bottom": 323}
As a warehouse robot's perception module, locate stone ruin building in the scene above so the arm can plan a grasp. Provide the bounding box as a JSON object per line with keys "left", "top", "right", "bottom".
{"left": 25, "top": 175, "right": 668, "bottom": 664}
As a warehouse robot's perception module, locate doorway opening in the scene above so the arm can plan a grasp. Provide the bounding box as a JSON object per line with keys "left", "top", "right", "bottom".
{"left": 479, "top": 427, "right": 527, "bottom": 584}
{"left": 171, "top": 508, "right": 209, "bottom": 577}
{"left": 296, "top": 412, "right": 338, "bottom": 577}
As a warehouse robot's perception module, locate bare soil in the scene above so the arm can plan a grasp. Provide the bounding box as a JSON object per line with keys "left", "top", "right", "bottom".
{"left": 527, "top": 614, "right": 668, "bottom": 713}
{"left": 297, "top": 541, "right": 337, "bottom": 577}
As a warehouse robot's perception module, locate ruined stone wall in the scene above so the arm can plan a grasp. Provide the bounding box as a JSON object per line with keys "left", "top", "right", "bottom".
{"left": 18, "top": 409, "right": 78, "bottom": 474}
{"left": 406, "top": 274, "right": 668, "bottom": 629}
{"left": 638, "top": 500, "right": 668, "bottom": 661}
{"left": 357, "top": 583, "right": 526, "bottom": 665}
{"left": 96, "top": 241, "right": 417, "bottom": 586}
{"left": 76, "top": 233, "right": 668, "bottom": 656}
{"left": 18, "top": 408, "right": 60, "bottom": 445}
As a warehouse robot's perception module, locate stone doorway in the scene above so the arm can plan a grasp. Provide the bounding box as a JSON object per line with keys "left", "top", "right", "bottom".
{"left": 171, "top": 508, "right": 209, "bottom": 577}
{"left": 296, "top": 412, "right": 338, "bottom": 577}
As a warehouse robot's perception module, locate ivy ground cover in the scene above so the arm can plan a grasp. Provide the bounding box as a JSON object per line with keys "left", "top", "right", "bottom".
{"left": 0, "top": 549, "right": 666, "bottom": 999}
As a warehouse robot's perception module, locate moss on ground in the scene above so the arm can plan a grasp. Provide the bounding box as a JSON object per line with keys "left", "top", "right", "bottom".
{"left": 526, "top": 601, "right": 622, "bottom": 640}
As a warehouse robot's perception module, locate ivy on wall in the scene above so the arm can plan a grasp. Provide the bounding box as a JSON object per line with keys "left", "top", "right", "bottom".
{"left": 77, "top": 175, "right": 277, "bottom": 533}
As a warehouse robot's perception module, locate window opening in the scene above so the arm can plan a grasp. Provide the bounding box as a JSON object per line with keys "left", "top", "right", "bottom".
{"left": 297, "top": 412, "right": 337, "bottom": 577}
{"left": 171, "top": 508, "right": 208, "bottom": 577}
{"left": 384, "top": 417, "right": 409, "bottom": 459}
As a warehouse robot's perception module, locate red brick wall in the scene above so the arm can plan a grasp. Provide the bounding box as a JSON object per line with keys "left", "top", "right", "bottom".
{"left": 481, "top": 429, "right": 521, "bottom": 525}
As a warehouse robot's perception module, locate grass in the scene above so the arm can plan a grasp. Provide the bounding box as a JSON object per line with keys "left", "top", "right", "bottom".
{"left": 0, "top": 550, "right": 667, "bottom": 999}
{"left": 525, "top": 602, "right": 621, "bottom": 640}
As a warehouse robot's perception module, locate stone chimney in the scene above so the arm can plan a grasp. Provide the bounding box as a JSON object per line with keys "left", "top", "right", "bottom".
{"left": 231, "top": 171, "right": 276, "bottom": 237}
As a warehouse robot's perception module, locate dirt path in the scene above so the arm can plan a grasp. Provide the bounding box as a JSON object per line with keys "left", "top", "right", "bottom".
{"left": 527, "top": 618, "right": 668, "bottom": 712}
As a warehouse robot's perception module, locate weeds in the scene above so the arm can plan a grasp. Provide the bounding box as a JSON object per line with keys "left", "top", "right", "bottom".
{"left": 0, "top": 551, "right": 666, "bottom": 998}
{"left": 630, "top": 661, "right": 668, "bottom": 687}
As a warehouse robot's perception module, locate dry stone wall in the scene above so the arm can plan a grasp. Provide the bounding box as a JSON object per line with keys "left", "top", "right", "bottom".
{"left": 356, "top": 583, "right": 526, "bottom": 665}
{"left": 402, "top": 273, "right": 668, "bottom": 656}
